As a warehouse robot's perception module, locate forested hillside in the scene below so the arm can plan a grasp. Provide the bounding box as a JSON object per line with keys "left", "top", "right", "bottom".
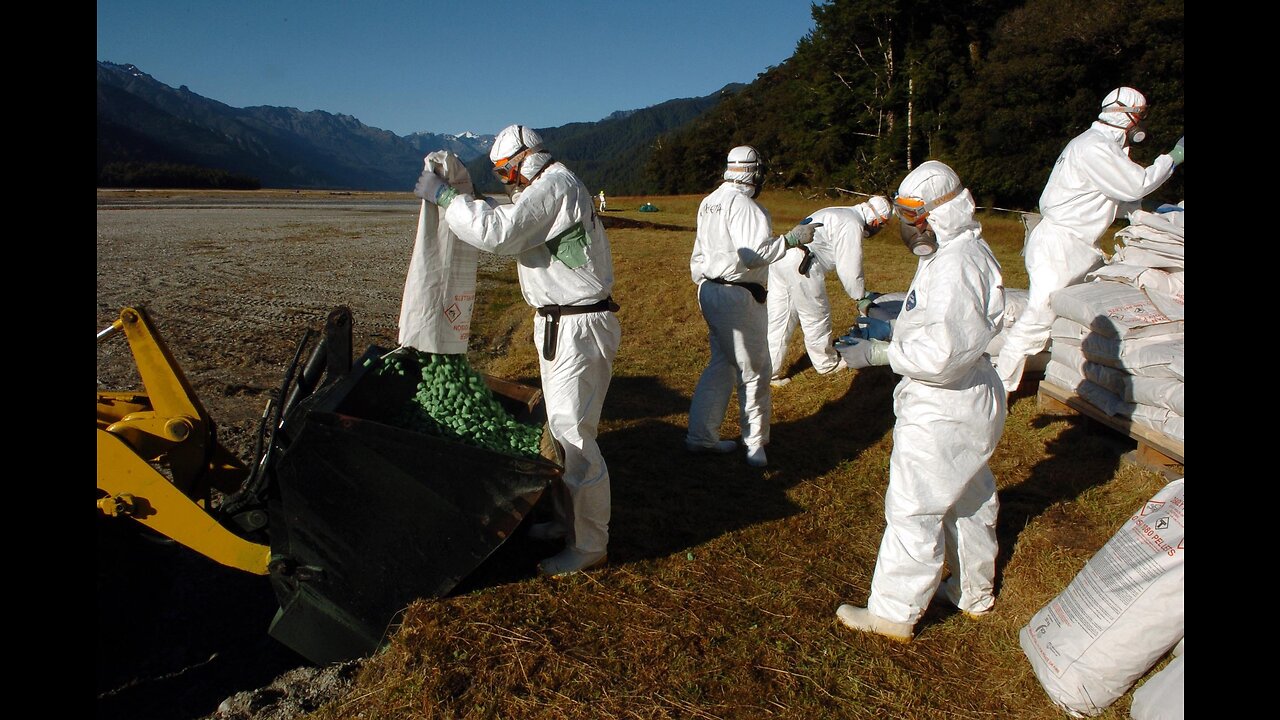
{"left": 643, "top": 0, "right": 1184, "bottom": 209}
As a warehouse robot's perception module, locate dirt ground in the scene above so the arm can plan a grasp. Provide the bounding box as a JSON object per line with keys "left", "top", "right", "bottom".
{"left": 97, "top": 189, "right": 505, "bottom": 720}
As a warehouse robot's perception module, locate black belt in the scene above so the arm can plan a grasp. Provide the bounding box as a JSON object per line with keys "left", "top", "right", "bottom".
{"left": 535, "top": 296, "right": 620, "bottom": 360}
{"left": 705, "top": 276, "right": 767, "bottom": 304}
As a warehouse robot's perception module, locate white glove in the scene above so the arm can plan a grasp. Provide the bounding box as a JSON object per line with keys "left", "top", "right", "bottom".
{"left": 836, "top": 338, "right": 890, "bottom": 369}
{"left": 783, "top": 218, "right": 823, "bottom": 247}
{"left": 414, "top": 169, "right": 457, "bottom": 207}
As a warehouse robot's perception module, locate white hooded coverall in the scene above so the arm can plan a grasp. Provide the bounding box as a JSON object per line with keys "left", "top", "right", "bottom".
{"left": 995, "top": 119, "right": 1176, "bottom": 392}
{"left": 867, "top": 170, "right": 1007, "bottom": 626}
{"left": 687, "top": 181, "right": 789, "bottom": 452}
{"left": 443, "top": 153, "right": 620, "bottom": 556}
{"left": 767, "top": 205, "right": 873, "bottom": 375}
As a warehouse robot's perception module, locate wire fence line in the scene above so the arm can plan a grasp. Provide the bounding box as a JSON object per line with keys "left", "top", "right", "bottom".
{"left": 828, "top": 186, "right": 1037, "bottom": 217}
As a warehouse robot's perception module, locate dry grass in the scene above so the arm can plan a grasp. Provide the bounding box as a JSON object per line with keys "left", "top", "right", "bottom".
{"left": 307, "top": 190, "right": 1175, "bottom": 720}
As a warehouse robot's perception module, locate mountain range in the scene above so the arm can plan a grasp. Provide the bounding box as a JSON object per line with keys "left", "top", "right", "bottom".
{"left": 96, "top": 61, "right": 740, "bottom": 193}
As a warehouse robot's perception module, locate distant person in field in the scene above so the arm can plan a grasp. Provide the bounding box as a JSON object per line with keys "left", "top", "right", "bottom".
{"left": 414, "top": 123, "right": 620, "bottom": 578}
{"left": 598, "top": 190, "right": 607, "bottom": 212}
{"left": 833, "top": 160, "right": 1006, "bottom": 643}
{"left": 766, "top": 194, "right": 892, "bottom": 386}
{"left": 994, "top": 86, "right": 1183, "bottom": 393}
{"left": 685, "top": 145, "right": 820, "bottom": 468}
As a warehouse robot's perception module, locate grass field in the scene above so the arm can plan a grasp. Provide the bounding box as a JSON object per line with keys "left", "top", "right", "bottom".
{"left": 309, "top": 189, "right": 1179, "bottom": 720}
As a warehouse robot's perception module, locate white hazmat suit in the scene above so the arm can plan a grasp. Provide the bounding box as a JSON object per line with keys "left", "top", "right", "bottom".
{"left": 995, "top": 87, "right": 1178, "bottom": 393}
{"left": 686, "top": 146, "right": 800, "bottom": 468}
{"left": 422, "top": 124, "right": 621, "bottom": 577}
{"left": 766, "top": 197, "right": 891, "bottom": 380}
{"left": 835, "top": 161, "right": 1007, "bottom": 642}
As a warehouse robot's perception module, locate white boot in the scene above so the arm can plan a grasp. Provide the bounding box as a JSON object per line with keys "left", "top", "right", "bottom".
{"left": 835, "top": 604, "right": 914, "bottom": 643}
{"left": 686, "top": 439, "right": 738, "bottom": 454}
{"left": 745, "top": 445, "right": 768, "bottom": 468}
{"left": 769, "top": 375, "right": 791, "bottom": 387}
{"left": 537, "top": 547, "right": 608, "bottom": 578}
{"left": 817, "top": 357, "right": 849, "bottom": 375}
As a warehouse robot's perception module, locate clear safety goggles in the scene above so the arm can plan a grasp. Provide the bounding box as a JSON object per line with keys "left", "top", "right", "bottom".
{"left": 892, "top": 187, "right": 960, "bottom": 226}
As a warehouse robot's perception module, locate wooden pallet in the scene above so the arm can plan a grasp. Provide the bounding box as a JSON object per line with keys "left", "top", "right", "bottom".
{"left": 1036, "top": 379, "right": 1183, "bottom": 476}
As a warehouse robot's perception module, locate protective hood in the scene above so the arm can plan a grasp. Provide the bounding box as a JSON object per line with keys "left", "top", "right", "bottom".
{"left": 518, "top": 152, "right": 554, "bottom": 182}
{"left": 1097, "top": 87, "right": 1147, "bottom": 144}
{"left": 857, "top": 195, "right": 892, "bottom": 235}
{"left": 897, "top": 161, "right": 979, "bottom": 245}
{"left": 724, "top": 145, "right": 764, "bottom": 188}
{"left": 490, "top": 124, "right": 544, "bottom": 163}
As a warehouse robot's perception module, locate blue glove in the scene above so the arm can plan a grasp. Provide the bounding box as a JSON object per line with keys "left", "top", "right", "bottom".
{"left": 414, "top": 169, "right": 459, "bottom": 207}
{"left": 855, "top": 316, "right": 893, "bottom": 341}
{"left": 856, "top": 291, "right": 883, "bottom": 315}
{"left": 784, "top": 217, "right": 823, "bottom": 248}
{"left": 1167, "top": 136, "right": 1184, "bottom": 166}
{"left": 836, "top": 327, "right": 861, "bottom": 346}
{"left": 836, "top": 338, "right": 890, "bottom": 369}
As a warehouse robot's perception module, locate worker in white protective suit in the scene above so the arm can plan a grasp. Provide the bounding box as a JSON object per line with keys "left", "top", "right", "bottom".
{"left": 686, "top": 145, "right": 821, "bottom": 468}
{"left": 833, "top": 160, "right": 1007, "bottom": 642}
{"left": 995, "top": 87, "right": 1183, "bottom": 393}
{"left": 766, "top": 195, "right": 892, "bottom": 386}
{"left": 414, "top": 124, "right": 620, "bottom": 578}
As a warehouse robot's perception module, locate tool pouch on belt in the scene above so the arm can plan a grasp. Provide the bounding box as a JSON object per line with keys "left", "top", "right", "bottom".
{"left": 536, "top": 296, "right": 620, "bottom": 361}
{"left": 797, "top": 246, "right": 815, "bottom": 275}
{"left": 705, "top": 276, "right": 767, "bottom": 304}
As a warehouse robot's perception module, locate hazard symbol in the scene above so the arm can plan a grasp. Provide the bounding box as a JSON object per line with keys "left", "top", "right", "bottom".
{"left": 444, "top": 304, "right": 461, "bottom": 322}
{"left": 1141, "top": 500, "right": 1164, "bottom": 516}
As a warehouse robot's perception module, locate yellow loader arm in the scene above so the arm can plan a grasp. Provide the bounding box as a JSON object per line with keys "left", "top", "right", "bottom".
{"left": 96, "top": 307, "right": 270, "bottom": 575}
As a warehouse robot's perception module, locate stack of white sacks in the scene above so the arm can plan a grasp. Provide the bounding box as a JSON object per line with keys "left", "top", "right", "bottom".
{"left": 1042, "top": 204, "right": 1184, "bottom": 442}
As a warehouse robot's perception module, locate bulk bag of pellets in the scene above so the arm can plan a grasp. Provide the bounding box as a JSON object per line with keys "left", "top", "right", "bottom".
{"left": 1020, "top": 478, "right": 1184, "bottom": 717}
{"left": 398, "top": 150, "right": 480, "bottom": 354}
{"left": 1130, "top": 640, "right": 1184, "bottom": 720}
{"left": 1050, "top": 281, "right": 1182, "bottom": 341}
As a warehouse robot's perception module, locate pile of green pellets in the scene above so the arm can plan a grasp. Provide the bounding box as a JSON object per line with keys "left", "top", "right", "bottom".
{"left": 364, "top": 348, "right": 543, "bottom": 458}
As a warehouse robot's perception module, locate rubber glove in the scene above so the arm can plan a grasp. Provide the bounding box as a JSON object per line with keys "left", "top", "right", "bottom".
{"left": 855, "top": 316, "right": 893, "bottom": 341}
{"left": 856, "top": 291, "right": 882, "bottom": 315}
{"left": 836, "top": 338, "right": 890, "bottom": 369}
{"left": 1167, "top": 136, "right": 1184, "bottom": 166}
{"left": 784, "top": 218, "right": 823, "bottom": 248}
{"left": 414, "top": 169, "right": 459, "bottom": 208}
{"left": 835, "top": 325, "right": 862, "bottom": 346}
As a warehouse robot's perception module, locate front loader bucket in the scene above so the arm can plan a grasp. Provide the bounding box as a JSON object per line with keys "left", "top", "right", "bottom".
{"left": 264, "top": 346, "right": 560, "bottom": 665}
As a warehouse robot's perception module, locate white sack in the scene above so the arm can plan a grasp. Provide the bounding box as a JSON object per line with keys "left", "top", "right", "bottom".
{"left": 1110, "top": 245, "right": 1183, "bottom": 272}
{"left": 1050, "top": 281, "right": 1183, "bottom": 339}
{"left": 398, "top": 151, "right": 480, "bottom": 354}
{"left": 1020, "top": 478, "right": 1185, "bottom": 717}
{"left": 1122, "top": 208, "right": 1184, "bottom": 240}
{"left": 1045, "top": 359, "right": 1085, "bottom": 391}
{"left": 1082, "top": 334, "right": 1183, "bottom": 379}
{"left": 1130, "top": 650, "right": 1183, "bottom": 720}
{"left": 1051, "top": 317, "right": 1092, "bottom": 342}
{"left": 1087, "top": 264, "right": 1184, "bottom": 302}
{"left": 1083, "top": 362, "right": 1184, "bottom": 415}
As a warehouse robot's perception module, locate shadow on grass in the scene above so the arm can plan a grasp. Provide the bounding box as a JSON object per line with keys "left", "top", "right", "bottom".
{"left": 991, "top": 390, "right": 1129, "bottom": 594}
{"left": 458, "top": 368, "right": 896, "bottom": 589}
{"left": 606, "top": 368, "right": 896, "bottom": 562}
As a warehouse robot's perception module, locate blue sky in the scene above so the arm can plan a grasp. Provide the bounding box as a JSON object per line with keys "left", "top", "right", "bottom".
{"left": 97, "top": 0, "right": 818, "bottom": 138}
